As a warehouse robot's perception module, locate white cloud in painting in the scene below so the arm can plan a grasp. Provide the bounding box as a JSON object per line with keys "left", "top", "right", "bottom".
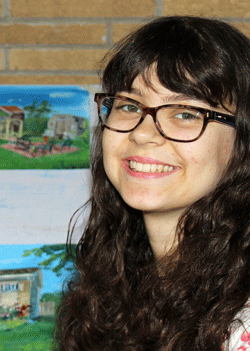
{"left": 0, "top": 257, "right": 24, "bottom": 265}
{"left": 50, "top": 92, "right": 75, "bottom": 98}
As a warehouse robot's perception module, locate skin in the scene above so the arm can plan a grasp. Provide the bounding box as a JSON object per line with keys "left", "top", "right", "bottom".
{"left": 102, "top": 73, "right": 236, "bottom": 257}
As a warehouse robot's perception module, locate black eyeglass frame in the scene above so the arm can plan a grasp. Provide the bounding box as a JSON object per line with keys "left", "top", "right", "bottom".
{"left": 94, "top": 93, "right": 236, "bottom": 143}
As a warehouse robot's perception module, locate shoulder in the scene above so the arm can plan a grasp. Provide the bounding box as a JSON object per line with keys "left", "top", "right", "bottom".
{"left": 226, "top": 305, "right": 250, "bottom": 351}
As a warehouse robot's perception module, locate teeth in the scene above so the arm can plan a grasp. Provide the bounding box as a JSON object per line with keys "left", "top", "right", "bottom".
{"left": 150, "top": 164, "right": 158, "bottom": 172}
{"left": 131, "top": 161, "right": 136, "bottom": 169}
{"left": 158, "top": 164, "right": 164, "bottom": 173}
{"left": 129, "top": 160, "right": 174, "bottom": 173}
{"left": 143, "top": 164, "right": 151, "bottom": 173}
{"left": 137, "top": 163, "right": 143, "bottom": 172}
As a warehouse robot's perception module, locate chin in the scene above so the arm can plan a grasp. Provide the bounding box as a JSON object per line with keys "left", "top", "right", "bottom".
{"left": 124, "top": 199, "right": 165, "bottom": 213}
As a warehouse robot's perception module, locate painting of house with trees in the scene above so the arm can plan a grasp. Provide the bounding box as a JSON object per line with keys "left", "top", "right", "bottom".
{"left": 0, "top": 244, "right": 74, "bottom": 350}
{"left": 0, "top": 86, "right": 91, "bottom": 170}
{"left": 0, "top": 267, "right": 43, "bottom": 320}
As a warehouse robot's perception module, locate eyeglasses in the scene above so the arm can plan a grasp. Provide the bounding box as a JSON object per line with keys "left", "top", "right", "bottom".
{"left": 94, "top": 93, "right": 236, "bottom": 142}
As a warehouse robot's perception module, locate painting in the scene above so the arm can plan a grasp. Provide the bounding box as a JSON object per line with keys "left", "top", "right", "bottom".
{"left": 0, "top": 244, "right": 75, "bottom": 350}
{"left": 0, "top": 85, "right": 98, "bottom": 350}
{"left": 0, "top": 85, "right": 91, "bottom": 170}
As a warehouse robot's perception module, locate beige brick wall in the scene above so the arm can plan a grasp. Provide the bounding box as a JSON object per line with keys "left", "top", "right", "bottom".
{"left": 11, "top": 0, "right": 155, "bottom": 18}
{"left": 9, "top": 49, "right": 107, "bottom": 71}
{"left": 163, "top": 0, "right": 250, "bottom": 17}
{"left": 0, "top": 24, "right": 106, "bottom": 45}
{"left": 0, "top": 0, "right": 250, "bottom": 85}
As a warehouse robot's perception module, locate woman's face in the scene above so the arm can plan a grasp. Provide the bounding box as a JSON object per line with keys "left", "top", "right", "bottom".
{"left": 102, "top": 74, "right": 236, "bottom": 216}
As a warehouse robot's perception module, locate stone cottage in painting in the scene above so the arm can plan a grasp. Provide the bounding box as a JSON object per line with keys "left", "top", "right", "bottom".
{"left": 0, "top": 106, "right": 25, "bottom": 139}
{"left": 0, "top": 267, "right": 43, "bottom": 319}
{"left": 47, "top": 114, "right": 87, "bottom": 139}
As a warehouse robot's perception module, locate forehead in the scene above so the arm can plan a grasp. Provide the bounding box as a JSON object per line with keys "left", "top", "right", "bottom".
{"left": 124, "top": 74, "right": 214, "bottom": 109}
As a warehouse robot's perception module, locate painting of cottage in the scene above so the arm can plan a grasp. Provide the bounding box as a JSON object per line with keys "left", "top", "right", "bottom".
{"left": 0, "top": 106, "right": 25, "bottom": 140}
{"left": 0, "top": 244, "right": 70, "bottom": 349}
{"left": 0, "top": 85, "right": 93, "bottom": 170}
{"left": 0, "top": 267, "right": 43, "bottom": 320}
{"left": 46, "top": 114, "right": 88, "bottom": 139}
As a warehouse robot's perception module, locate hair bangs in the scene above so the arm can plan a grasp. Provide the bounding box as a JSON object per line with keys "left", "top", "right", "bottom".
{"left": 101, "top": 35, "right": 157, "bottom": 94}
{"left": 154, "top": 48, "right": 236, "bottom": 109}
{"left": 102, "top": 17, "right": 243, "bottom": 110}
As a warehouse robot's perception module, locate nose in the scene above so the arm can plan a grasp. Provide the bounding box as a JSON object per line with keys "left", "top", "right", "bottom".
{"left": 129, "top": 114, "right": 165, "bottom": 146}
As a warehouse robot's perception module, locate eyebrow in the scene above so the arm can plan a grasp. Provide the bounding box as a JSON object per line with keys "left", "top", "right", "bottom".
{"left": 128, "top": 87, "right": 200, "bottom": 103}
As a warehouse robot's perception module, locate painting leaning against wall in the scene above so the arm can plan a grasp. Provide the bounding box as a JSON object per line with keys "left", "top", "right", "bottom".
{"left": 0, "top": 85, "right": 91, "bottom": 170}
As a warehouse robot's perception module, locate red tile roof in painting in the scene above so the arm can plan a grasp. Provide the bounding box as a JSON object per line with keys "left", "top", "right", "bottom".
{"left": 0, "top": 106, "right": 24, "bottom": 113}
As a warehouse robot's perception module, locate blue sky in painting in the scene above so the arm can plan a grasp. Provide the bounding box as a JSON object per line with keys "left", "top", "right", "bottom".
{"left": 0, "top": 244, "right": 71, "bottom": 295}
{"left": 0, "top": 85, "right": 90, "bottom": 119}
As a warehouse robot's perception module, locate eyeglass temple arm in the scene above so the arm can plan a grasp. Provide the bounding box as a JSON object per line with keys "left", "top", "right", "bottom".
{"left": 211, "top": 111, "right": 236, "bottom": 127}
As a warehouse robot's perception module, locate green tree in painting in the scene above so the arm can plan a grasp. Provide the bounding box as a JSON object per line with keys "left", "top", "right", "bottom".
{"left": 23, "top": 244, "right": 76, "bottom": 277}
{"left": 40, "top": 291, "right": 62, "bottom": 302}
{"left": 40, "top": 291, "right": 63, "bottom": 311}
{"left": 81, "top": 118, "right": 90, "bottom": 146}
{"left": 23, "top": 100, "right": 53, "bottom": 136}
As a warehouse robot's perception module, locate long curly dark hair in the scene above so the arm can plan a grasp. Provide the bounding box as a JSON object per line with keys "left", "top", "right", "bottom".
{"left": 56, "top": 17, "right": 250, "bottom": 351}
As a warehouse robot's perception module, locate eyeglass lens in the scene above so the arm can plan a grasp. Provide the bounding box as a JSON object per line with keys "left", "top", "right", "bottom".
{"left": 99, "top": 96, "right": 205, "bottom": 141}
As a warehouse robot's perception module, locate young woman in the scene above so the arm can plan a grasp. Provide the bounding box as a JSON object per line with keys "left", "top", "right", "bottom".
{"left": 57, "top": 16, "right": 250, "bottom": 351}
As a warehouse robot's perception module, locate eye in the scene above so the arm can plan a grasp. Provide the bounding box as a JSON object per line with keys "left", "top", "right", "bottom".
{"left": 119, "top": 104, "right": 141, "bottom": 113}
{"left": 174, "top": 111, "right": 202, "bottom": 120}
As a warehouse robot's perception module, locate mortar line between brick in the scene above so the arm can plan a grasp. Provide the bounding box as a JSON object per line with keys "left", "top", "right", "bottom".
{"left": 2, "top": 44, "right": 112, "bottom": 49}
{"left": 0, "top": 16, "right": 250, "bottom": 25}
{"left": 1, "top": 0, "right": 11, "bottom": 18}
{"left": 0, "top": 18, "right": 110, "bottom": 25}
{"left": 3, "top": 48, "right": 10, "bottom": 70}
{"left": 0, "top": 70, "right": 101, "bottom": 75}
{"left": 219, "top": 17, "right": 250, "bottom": 23}
{"left": 105, "top": 20, "right": 113, "bottom": 46}
{"left": 0, "top": 16, "right": 155, "bottom": 24}
{"left": 154, "top": 0, "right": 164, "bottom": 17}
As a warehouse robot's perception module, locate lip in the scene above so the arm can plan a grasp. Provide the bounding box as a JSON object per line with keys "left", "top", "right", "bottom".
{"left": 122, "top": 156, "right": 179, "bottom": 179}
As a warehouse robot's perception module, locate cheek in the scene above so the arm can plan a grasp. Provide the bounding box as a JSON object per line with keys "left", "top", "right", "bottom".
{"left": 179, "top": 132, "right": 234, "bottom": 186}
{"left": 102, "top": 140, "right": 112, "bottom": 174}
{"left": 190, "top": 156, "right": 199, "bottom": 164}
{"left": 180, "top": 142, "right": 211, "bottom": 169}
{"left": 215, "top": 132, "right": 235, "bottom": 172}
{"left": 102, "top": 131, "right": 122, "bottom": 180}
{"left": 102, "top": 131, "right": 115, "bottom": 160}
{"left": 193, "top": 128, "right": 234, "bottom": 164}
{"left": 223, "top": 136, "right": 235, "bottom": 158}
{"left": 102, "top": 129, "right": 123, "bottom": 150}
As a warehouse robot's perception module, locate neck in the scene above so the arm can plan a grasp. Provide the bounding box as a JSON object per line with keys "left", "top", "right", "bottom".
{"left": 143, "top": 209, "right": 184, "bottom": 258}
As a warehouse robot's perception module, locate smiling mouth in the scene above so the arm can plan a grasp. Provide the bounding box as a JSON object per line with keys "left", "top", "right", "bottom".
{"left": 129, "top": 160, "right": 174, "bottom": 173}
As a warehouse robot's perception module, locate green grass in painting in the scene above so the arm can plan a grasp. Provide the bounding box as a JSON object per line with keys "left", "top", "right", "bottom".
{"left": 0, "top": 318, "right": 56, "bottom": 351}
{"left": 0, "top": 138, "right": 90, "bottom": 170}
{"left": 0, "top": 318, "right": 27, "bottom": 331}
